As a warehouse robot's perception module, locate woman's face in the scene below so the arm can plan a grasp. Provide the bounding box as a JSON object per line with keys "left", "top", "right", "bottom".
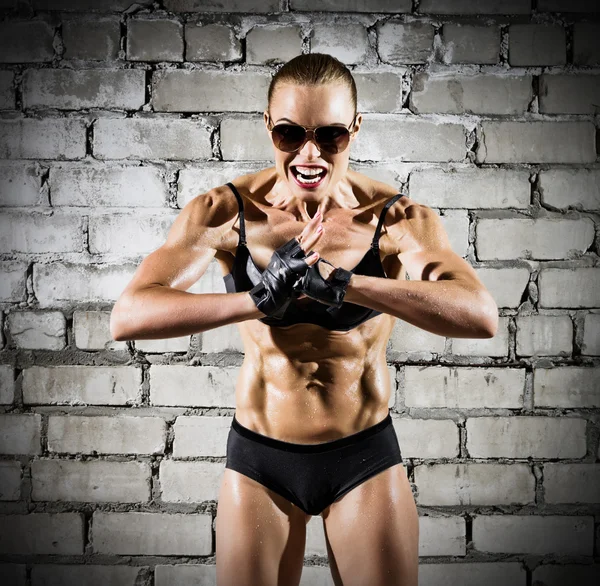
{"left": 264, "top": 83, "right": 361, "bottom": 198}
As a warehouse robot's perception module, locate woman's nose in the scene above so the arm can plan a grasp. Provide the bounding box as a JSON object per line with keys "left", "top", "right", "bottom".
{"left": 299, "top": 131, "right": 321, "bottom": 155}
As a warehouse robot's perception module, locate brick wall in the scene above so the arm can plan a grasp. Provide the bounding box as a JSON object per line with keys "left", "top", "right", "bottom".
{"left": 0, "top": 0, "right": 599, "bottom": 585}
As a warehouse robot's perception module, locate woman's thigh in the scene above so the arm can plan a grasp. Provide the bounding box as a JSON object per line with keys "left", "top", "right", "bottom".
{"left": 321, "top": 463, "right": 419, "bottom": 586}
{"left": 216, "top": 468, "right": 311, "bottom": 586}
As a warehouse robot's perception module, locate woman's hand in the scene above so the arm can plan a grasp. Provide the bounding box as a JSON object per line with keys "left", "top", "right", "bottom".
{"left": 296, "top": 210, "right": 326, "bottom": 299}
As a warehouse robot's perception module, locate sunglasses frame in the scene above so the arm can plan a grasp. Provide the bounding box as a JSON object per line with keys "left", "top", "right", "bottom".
{"left": 265, "top": 112, "right": 359, "bottom": 154}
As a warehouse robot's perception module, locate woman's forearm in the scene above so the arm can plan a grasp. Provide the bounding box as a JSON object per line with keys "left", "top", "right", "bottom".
{"left": 344, "top": 274, "right": 498, "bottom": 339}
{"left": 110, "top": 286, "right": 263, "bottom": 341}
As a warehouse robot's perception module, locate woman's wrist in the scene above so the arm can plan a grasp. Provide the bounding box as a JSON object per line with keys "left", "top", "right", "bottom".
{"left": 343, "top": 273, "right": 361, "bottom": 304}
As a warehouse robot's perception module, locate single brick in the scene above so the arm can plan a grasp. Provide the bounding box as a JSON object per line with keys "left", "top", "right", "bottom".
{"left": 419, "top": 0, "right": 530, "bottom": 13}
{"left": 467, "top": 416, "right": 586, "bottom": 458}
{"left": 534, "top": 367, "right": 600, "bottom": 408}
{"left": 134, "top": 336, "right": 190, "bottom": 354}
{"left": 164, "top": 0, "right": 278, "bottom": 10}
{"left": 582, "top": 313, "right": 600, "bottom": 355}
{"left": 477, "top": 121, "right": 595, "bottom": 164}
{"left": 415, "top": 463, "right": 534, "bottom": 506}
{"left": 0, "top": 414, "right": 42, "bottom": 455}
{"left": 534, "top": 565, "right": 600, "bottom": 586}
{"left": 538, "top": 0, "right": 600, "bottom": 10}
{"left": 476, "top": 267, "right": 530, "bottom": 309}
{"left": 0, "top": 71, "right": 15, "bottom": 109}
{"left": 201, "top": 323, "right": 244, "bottom": 353}
{"left": 411, "top": 73, "right": 532, "bottom": 115}
{"left": 573, "top": 23, "right": 600, "bottom": 65}
{"left": 516, "top": 315, "right": 573, "bottom": 357}
{"left": 47, "top": 414, "right": 166, "bottom": 454}
{"left": 91, "top": 512, "right": 211, "bottom": 555}
{"left": 0, "top": 21, "right": 54, "bottom": 63}
{"left": 538, "top": 169, "right": 600, "bottom": 211}
{"left": 0, "top": 461, "right": 21, "bottom": 500}
{"left": 451, "top": 317, "right": 509, "bottom": 357}
{"left": 405, "top": 366, "right": 524, "bottom": 408}
{"left": 509, "top": 24, "right": 566, "bottom": 66}
{"left": 418, "top": 517, "right": 466, "bottom": 557}
{"left": 473, "top": 515, "right": 593, "bottom": 556}
{"left": 185, "top": 23, "right": 241, "bottom": 62}
{"left": 410, "top": 168, "right": 530, "bottom": 209}
{"left": 394, "top": 419, "right": 458, "bottom": 459}
{"left": 62, "top": 17, "right": 120, "bottom": 60}
{"left": 33, "top": 0, "right": 152, "bottom": 9}
{"left": 160, "top": 460, "right": 224, "bottom": 503}
{"left": 51, "top": 164, "right": 167, "bottom": 207}
{"left": 155, "top": 566, "right": 218, "bottom": 586}
{"left": 153, "top": 70, "right": 270, "bottom": 112}
{"left": 127, "top": 19, "right": 183, "bottom": 62}
{"left": 545, "top": 464, "right": 600, "bottom": 503}
{"left": 539, "top": 268, "right": 600, "bottom": 308}
{"left": 93, "top": 118, "right": 212, "bottom": 160}
{"left": 441, "top": 24, "right": 500, "bottom": 64}
{"left": 22, "top": 365, "right": 141, "bottom": 405}
{"left": 292, "top": 0, "right": 411, "bottom": 10}
{"left": 31, "top": 567, "right": 141, "bottom": 586}
{"left": 539, "top": 74, "right": 600, "bottom": 115}
{"left": 0, "top": 364, "right": 15, "bottom": 404}
{"left": 173, "top": 416, "right": 232, "bottom": 458}
{"left": 388, "top": 316, "right": 445, "bottom": 355}
{"left": 378, "top": 21, "right": 435, "bottom": 64}
{"left": 0, "top": 212, "right": 85, "bottom": 253}
{"left": 354, "top": 71, "right": 404, "bottom": 112}
{"left": 312, "top": 23, "right": 369, "bottom": 64}
{"left": 247, "top": 25, "right": 303, "bottom": 64}
{"left": 438, "top": 209, "right": 469, "bottom": 257}
{"left": 0, "top": 119, "right": 87, "bottom": 160}
{"left": 220, "top": 117, "right": 274, "bottom": 161}
{"left": 7, "top": 311, "right": 66, "bottom": 350}
{"left": 0, "top": 163, "right": 41, "bottom": 206}
{"left": 0, "top": 513, "right": 84, "bottom": 555}
{"left": 0, "top": 261, "right": 27, "bottom": 302}
{"left": 73, "top": 310, "right": 127, "bottom": 351}
{"left": 420, "top": 564, "right": 525, "bottom": 586}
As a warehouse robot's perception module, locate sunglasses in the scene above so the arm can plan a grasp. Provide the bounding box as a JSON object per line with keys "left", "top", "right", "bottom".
{"left": 266, "top": 113, "right": 358, "bottom": 154}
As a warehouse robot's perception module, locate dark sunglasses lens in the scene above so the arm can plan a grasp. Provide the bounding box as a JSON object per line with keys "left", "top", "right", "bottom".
{"left": 272, "top": 124, "right": 306, "bottom": 152}
{"left": 315, "top": 126, "right": 350, "bottom": 154}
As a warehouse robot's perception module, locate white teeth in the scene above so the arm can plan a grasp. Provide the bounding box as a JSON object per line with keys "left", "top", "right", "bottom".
{"left": 295, "top": 166, "right": 325, "bottom": 176}
{"left": 296, "top": 173, "right": 322, "bottom": 184}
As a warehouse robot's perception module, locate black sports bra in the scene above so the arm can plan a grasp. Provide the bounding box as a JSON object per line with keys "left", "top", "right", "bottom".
{"left": 223, "top": 182, "right": 406, "bottom": 331}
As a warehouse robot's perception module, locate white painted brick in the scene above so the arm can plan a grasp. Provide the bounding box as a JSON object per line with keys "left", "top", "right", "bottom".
{"left": 51, "top": 164, "right": 168, "bottom": 208}
{"left": 127, "top": 19, "right": 183, "bottom": 62}
{"left": 0, "top": 262, "right": 28, "bottom": 302}
{"left": 134, "top": 336, "right": 190, "bottom": 353}
{"left": 355, "top": 71, "right": 404, "bottom": 112}
{"left": 378, "top": 22, "right": 435, "bottom": 64}
{"left": 538, "top": 0, "right": 599, "bottom": 11}
{"left": 92, "top": 511, "right": 211, "bottom": 555}
{"left": 582, "top": 313, "right": 600, "bottom": 355}
{"left": 418, "top": 516, "right": 465, "bottom": 556}
{"left": 94, "top": 118, "right": 212, "bottom": 161}
{"left": 394, "top": 418, "right": 459, "bottom": 459}
{"left": 441, "top": 24, "right": 500, "bottom": 64}
{"left": 89, "top": 211, "right": 177, "bottom": 254}
{"left": 534, "top": 367, "right": 600, "bottom": 408}
{"left": 0, "top": 71, "right": 15, "bottom": 109}
{"left": 574, "top": 22, "right": 600, "bottom": 65}
{"left": 0, "top": 21, "right": 54, "bottom": 63}
{"left": 150, "top": 365, "right": 238, "bottom": 407}
{"left": 354, "top": 116, "right": 466, "bottom": 162}
{"left": 473, "top": 515, "right": 593, "bottom": 555}
{"left": 452, "top": 316, "right": 509, "bottom": 357}
{"left": 476, "top": 267, "right": 530, "bottom": 309}
{"left": 293, "top": 0, "right": 412, "bottom": 10}
{"left": 0, "top": 461, "right": 21, "bottom": 500}
{"left": 185, "top": 23, "right": 242, "bottom": 62}
{"left": 509, "top": 24, "right": 566, "bottom": 66}
{"left": 533, "top": 564, "right": 600, "bottom": 586}
{"left": 0, "top": 364, "right": 15, "bottom": 405}
{"left": 418, "top": 0, "right": 530, "bottom": 13}
{"left": 201, "top": 323, "right": 244, "bottom": 353}
{"left": 32, "top": 0, "right": 153, "bottom": 8}
{"left": 411, "top": 73, "right": 532, "bottom": 115}
{"left": 404, "top": 366, "right": 524, "bottom": 409}
{"left": 7, "top": 311, "right": 66, "bottom": 350}
{"left": 387, "top": 317, "right": 446, "bottom": 355}
{"left": 477, "top": 121, "right": 596, "bottom": 164}
{"left": 164, "top": 0, "right": 278, "bottom": 11}
{"left": 476, "top": 218, "right": 594, "bottom": 261}
{"left": 62, "top": 17, "right": 121, "bottom": 61}
{"left": 155, "top": 565, "right": 218, "bottom": 586}
{"left": 73, "top": 310, "right": 126, "bottom": 351}
{"left": 159, "top": 460, "right": 224, "bottom": 503}
{"left": 173, "top": 415, "right": 232, "bottom": 457}
{"left": 22, "top": 365, "right": 141, "bottom": 405}
{"left": 516, "top": 315, "right": 572, "bottom": 356}
{"left": 467, "top": 416, "right": 586, "bottom": 459}
{"left": 32, "top": 460, "right": 151, "bottom": 503}
{"left": 33, "top": 262, "right": 135, "bottom": 306}
{"left": 312, "top": 23, "right": 369, "bottom": 65}
{"left": 23, "top": 69, "right": 145, "bottom": 110}
{"left": 0, "top": 513, "right": 84, "bottom": 555}
{"left": 220, "top": 117, "right": 273, "bottom": 161}
{"left": 438, "top": 209, "right": 468, "bottom": 257}
{"left": 47, "top": 415, "right": 166, "bottom": 455}
{"left": 0, "top": 212, "right": 85, "bottom": 253}
{"left": 0, "top": 163, "right": 42, "bottom": 207}
{"left": 544, "top": 464, "right": 600, "bottom": 504}
{"left": 31, "top": 565, "right": 142, "bottom": 586}
{"left": 419, "top": 563, "right": 526, "bottom": 586}
{"left": 540, "top": 74, "right": 600, "bottom": 114}
{"left": 246, "top": 25, "right": 303, "bottom": 64}
{"left": 539, "top": 268, "right": 600, "bottom": 308}
{"left": 538, "top": 169, "right": 600, "bottom": 211}
{"left": 415, "top": 463, "right": 534, "bottom": 506}
{"left": 0, "top": 414, "right": 42, "bottom": 455}
{"left": 0, "top": 118, "right": 87, "bottom": 160}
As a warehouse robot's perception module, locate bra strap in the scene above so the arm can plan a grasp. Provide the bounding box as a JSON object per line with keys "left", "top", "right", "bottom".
{"left": 226, "top": 182, "right": 247, "bottom": 246}
{"left": 371, "top": 193, "right": 405, "bottom": 252}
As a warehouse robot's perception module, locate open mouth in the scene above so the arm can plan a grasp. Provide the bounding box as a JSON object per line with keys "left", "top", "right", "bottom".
{"left": 290, "top": 166, "right": 327, "bottom": 188}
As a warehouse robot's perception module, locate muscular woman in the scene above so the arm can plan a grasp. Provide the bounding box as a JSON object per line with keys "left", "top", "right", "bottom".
{"left": 110, "top": 53, "right": 498, "bottom": 586}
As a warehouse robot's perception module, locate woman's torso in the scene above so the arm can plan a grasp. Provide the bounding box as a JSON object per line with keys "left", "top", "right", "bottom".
{"left": 212, "top": 167, "right": 411, "bottom": 444}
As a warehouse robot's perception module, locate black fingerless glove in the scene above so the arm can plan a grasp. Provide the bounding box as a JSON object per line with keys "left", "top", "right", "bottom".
{"left": 294, "top": 258, "right": 353, "bottom": 310}
{"left": 249, "top": 238, "right": 310, "bottom": 319}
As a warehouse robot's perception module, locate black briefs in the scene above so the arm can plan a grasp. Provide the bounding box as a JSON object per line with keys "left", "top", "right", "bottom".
{"left": 225, "top": 408, "right": 403, "bottom": 516}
